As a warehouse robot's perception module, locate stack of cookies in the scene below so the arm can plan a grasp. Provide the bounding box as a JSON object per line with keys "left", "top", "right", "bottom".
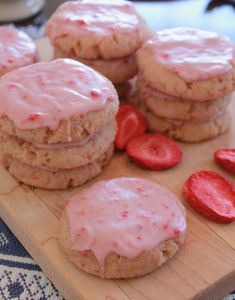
{"left": 0, "top": 59, "right": 119, "bottom": 189}
{"left": 0, "top": 25, "right": 37, "bottom": 76}
{"left": 135, "top": 28, "right": 235, "bottom": 143}
{"left": 45, "top": 0, "right": 152, "bottom": 97}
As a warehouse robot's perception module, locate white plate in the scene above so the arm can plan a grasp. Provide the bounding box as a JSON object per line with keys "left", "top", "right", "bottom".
{"left": 0, "top": 0, "right": 45, "bottom": 22}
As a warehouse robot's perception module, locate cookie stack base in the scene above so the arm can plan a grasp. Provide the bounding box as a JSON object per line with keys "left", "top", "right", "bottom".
{"left": 137, "top": 100, "right": 230, "bottom": 143}
{"left": 132, "top": 76, "right": 232, "bottom": 143}
{"left": 3, "top": 145, "right": 113, "bottom": 190}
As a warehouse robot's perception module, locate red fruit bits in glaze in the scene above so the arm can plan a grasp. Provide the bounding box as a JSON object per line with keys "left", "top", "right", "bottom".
{"left": 214, "top": 149, "right": 235, "bottom": 174}
{"left": 183, "top": 170, "right": 235, "bottom": 223}
{"left": 115, "top": 105, "right": 147, "bottom": 150}
{"left": 126, "top": 133, "right": 182, "bottom": 170}
{"left": 27, "top": 113, "right": 40, "bottom": 121}
{"left": 77, "top": 19, "right": 86, "bottom": 26}
{"left": 90, "top": 89, "right": 101, "bottom": 98}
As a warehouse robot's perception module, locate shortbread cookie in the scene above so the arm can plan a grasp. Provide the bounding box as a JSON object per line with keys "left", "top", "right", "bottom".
{"left": 55, "top": 47, "right": 137, "bottom": 84}
{"left": 59, "top": 177, "right": 186, "bottom": 278}
{"left": 0, "top": 26, "right": 37, "bottom": 76}
{"left": 137, "top": 75, "right": 232, "bottom": 121}
{"left": 46, "top": 0, "right": 151, "bottom": 60}
{"left": 137, "top": 28, "right": 235, "bottom": 101}
{"left": 137, "top": 100, "right": 230, "bottom": 143}
{"left": 0, "top": 59, "right": 119, "bottom": 144}
{"left": 3, "top": 145, "right": 113, "bottom": 190}
{"left": 0, "top": 121, "right": 116, "bottom": 170}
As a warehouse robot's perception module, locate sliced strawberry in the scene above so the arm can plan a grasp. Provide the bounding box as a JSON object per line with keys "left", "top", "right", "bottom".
{"left": 126, "top": 133, "right": 182, "bottom": 170}
{"left": 214, "top": 149, "right": 235, "bottom": 174}
{"left": 115, "top": 105, "right": 147, "bottom": 150}
{"left": 183, "top": 170, "right": 235, "bottom": 223}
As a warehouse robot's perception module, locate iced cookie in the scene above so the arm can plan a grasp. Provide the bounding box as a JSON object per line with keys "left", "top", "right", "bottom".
{"left": 137, "top": 28, "right": 235, "bottom": 101}
{"left": 0, "top": 26, "right": 37, "bottom": 76}
{"left": 46, "top": 0, "right": 151, "bottom": 59}
{"left": 59, "top": 177, "right": 186, "bottom": 278}
{"left": 46, "top": 0, "right": 151, "bottom": 85}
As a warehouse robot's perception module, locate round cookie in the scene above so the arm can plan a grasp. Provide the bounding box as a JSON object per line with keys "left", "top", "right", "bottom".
{"left": 0, "top": 26, "right": 37, "bottom": 76}
{"left": 135, "top": 99, "right": 230, "bottom": 143}
{"left": 137, "top": 75, "right": 232, "bottom": 121}
{"left": 46, "top": 0, "right": 152, "bottom": 60}
{"left": 0, "top": 58, "right": 119, "bottom": 144}
{"left": 0, "top": 121, "right": 116, "bottom": 169}
{"left": 55, "top": 47, "right": 138, "bottom": 84}
{"left": 59, "top": 177, "right": 186, "bottom": 278}
{"left": 3, "top": 145, "right": 113, "bottom": 190}
{"left": 137, "top": 28, "right": 235, "bottom": 101}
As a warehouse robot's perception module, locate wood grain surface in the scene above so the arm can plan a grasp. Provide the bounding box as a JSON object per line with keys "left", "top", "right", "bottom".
{"left": 0, "top": 39, "right": 235, "bottom": 300}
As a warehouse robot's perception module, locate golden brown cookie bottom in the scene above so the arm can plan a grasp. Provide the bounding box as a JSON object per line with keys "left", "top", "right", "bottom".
{"left": 129, "top": 95, "right": 230, "bottom": 143}
{"left": 58, "top": 212, "right": 185, "bottom": 279}
{"left": 137, "top": 75, "right": 232, "bottom": 121}
{"left": 0, "top": 121, "right": 116, "bottom": 170}
{"left": 3, "top": 144, "right": 114, "bottom": 190}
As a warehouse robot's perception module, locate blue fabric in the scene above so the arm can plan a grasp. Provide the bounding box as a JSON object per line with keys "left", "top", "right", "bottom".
{"left": 0, "top": 219, "right": 63, "bottom": 300}
{"left": 0, "top": 218, "right": 234, "bottom": 300}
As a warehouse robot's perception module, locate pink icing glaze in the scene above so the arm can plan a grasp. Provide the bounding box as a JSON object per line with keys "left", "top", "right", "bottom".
{"left": 45, "top": 0, "right": 142, "bottom": 41}
{"left": 66, "top": 177, "right": 186, "bottom": 267}
{"left": 143, "top": 28, "right": 234, "bottom": 82}
{"left": 0, "top": 58, "right": 118, "bottom": 130}
{"left": 0, "top": 26, "right": 37, "bottom": 75}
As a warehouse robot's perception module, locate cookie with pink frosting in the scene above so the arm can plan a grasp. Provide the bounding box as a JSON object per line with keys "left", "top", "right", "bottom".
{"left": 0, "top": 26, "right": 37, "bottom": 76}
{"left": 0, "top": 58, "right": 119, "bottom": 189}
{"left": 45, "top": 0, "right": 151, "bottom": 86}
{"left": 137, "top": 28, "right": 235, "bottom": 101}
{"left": 0, "top": 58, "right": 118, "bottom": 144}
{"left": 59, "top": 177, "right": 186, "bottom": 278}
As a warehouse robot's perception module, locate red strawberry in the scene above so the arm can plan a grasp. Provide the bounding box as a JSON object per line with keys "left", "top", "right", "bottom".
{"left": 126, "top": 133, "right": 182, "bottom": 170}
{"left": 115, "top": 105, "right": 147, "bottom": 150}
{"left": 214, "top": 149, "right": 235, "bottom": 174}
{"left": 183, "top": 170, "right": 235, "bottom": 223}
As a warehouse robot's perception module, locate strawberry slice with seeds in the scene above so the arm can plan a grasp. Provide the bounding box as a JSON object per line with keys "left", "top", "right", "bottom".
{"left": 214, "top": 149, "right": 235, "bottom": 174}
{"left": 115, "top": 105, "right": 147, "bottom": 150}
{"left": 126, "top": 133, "right": 182, "bottom": 170}
{"left": 183, "top": 170, "right": 235, "bottom": 223}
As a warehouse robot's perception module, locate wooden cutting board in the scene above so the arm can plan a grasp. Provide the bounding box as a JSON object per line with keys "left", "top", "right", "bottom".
{"left": 0, "top": 39, "right": 235, "bottom": 300}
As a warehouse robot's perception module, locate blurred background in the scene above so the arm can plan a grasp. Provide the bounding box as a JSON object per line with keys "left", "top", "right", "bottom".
{"left": 0, "top": 0, "right": 234, "bottom": 40}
